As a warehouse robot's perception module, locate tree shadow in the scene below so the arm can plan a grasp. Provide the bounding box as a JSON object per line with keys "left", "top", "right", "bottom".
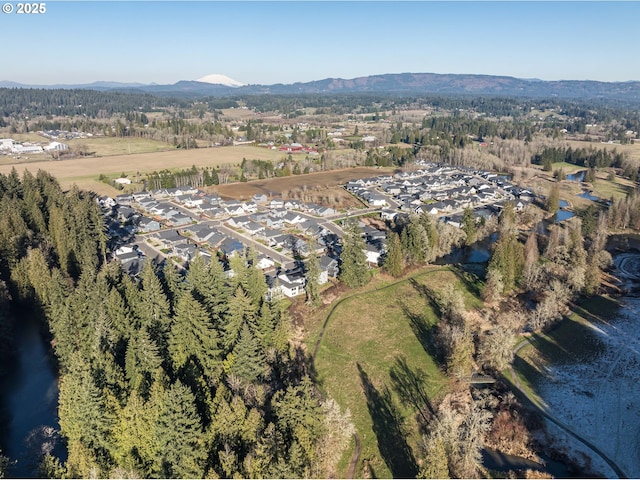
{"left": 357, "top": 363, "right": 418, "bottom": 479}
{"left": 399, "top": 300, "right": 442, "bottom": 366}
{"left": 399, "top": 282, "right": 442, "bottom": 365}
{"left": 389, "top": 355, "right": 435, "bottom": 428}
{"left": 408, "top": 278, "right": 443, "bottom": 317}
{"left": 450, "top": 267, "right": 484, "bottom": 300}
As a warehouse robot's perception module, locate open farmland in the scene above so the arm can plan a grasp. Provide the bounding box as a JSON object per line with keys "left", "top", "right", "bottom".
{"left": 65, "top": 136, "right": 173, "bottom": 156}
{"left": 566, "top": 139, "right": 640, "bottom": 163}
{"left": 0, "top": 145, "right": 287, "bottom": 192}
{"left": 215, "top": 167, "right": 393, "bottom": 208}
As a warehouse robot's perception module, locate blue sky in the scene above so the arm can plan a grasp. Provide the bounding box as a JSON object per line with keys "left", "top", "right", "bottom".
{"left": 2, "top": 1, "right": 639, "bottom": 85}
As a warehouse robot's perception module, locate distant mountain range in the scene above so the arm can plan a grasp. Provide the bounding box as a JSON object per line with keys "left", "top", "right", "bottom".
{"left": 2, "top": 72, "right": 640, "bottom": 102}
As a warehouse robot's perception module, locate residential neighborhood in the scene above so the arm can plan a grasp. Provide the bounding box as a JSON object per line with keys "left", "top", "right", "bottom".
{"left": 102, "top": 162, "right": 535, "bottom": 300}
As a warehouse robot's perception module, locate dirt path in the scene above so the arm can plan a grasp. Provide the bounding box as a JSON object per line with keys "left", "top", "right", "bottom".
{"left": 346, "top": 433, "right": 362, "bottom": 479}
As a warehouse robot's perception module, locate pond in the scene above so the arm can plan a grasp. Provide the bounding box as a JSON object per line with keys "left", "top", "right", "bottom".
{"left": 434, "top": 232, "right": 496, "bottom": 269}
{"left": 0, "top": 313, "right": 64, "bottom": 478}
{"left": 555, "top": 209, "right": 575, "bottom": 223}
{"left": 566, "top": 170, "right": 586, "bottom": 182}
{"left": 482, "top": 448, "right": 575, "bottom": 478}
{"left": 578, "top": 191, "right": 599, "bottom": 202}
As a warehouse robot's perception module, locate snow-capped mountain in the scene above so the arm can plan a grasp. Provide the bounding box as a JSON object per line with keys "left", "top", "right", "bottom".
{"left": 195, "top": 74, "right": 245, "bottom": 87}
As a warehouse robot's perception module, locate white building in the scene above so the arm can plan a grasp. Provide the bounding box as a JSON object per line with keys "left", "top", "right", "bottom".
{"left": 0, "top": 139, "right": 15, "bottom": 151}
{"left": 44, "top": 141, "right": 69, "bottom": 152}
{"left": 11, "top": 144, "right": 44, "bottom": 154}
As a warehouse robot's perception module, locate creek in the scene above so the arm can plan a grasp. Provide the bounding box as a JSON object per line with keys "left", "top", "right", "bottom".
{"left": 0, "top": 311, "right": 64, "bottom": 478}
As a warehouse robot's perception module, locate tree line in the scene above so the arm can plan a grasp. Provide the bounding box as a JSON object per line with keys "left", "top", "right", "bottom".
{"left": 0, "top": 169, "right": 353, "bottom": 478}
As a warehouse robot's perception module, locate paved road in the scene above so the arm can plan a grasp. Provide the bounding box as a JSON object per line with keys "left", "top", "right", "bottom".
{"left": 210, "top": 221, "right": 295, "bottom": 269}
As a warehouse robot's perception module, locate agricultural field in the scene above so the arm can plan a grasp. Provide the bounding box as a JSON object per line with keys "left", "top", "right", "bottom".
{"left": 215, "top": 167, "right": 393, "bottom": 207}
{"left": 307, "top": 267, "right": 480, "bottom": 478}
{"left": 65, "top": 136, "right": 173, "bottom": 156}
{"left": 0, "top": 145, "right": 288, "bottom": 193}
{"left": 566, "top": 139, "right": 640, "bottom": 163}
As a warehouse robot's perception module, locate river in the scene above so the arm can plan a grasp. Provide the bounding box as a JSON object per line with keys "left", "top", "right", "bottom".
{"left": 0, "top": 311, "right": 64, "bottom": 478}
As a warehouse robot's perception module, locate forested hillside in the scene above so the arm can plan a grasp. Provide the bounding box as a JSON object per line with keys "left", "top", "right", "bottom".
{"left": 0, "top": 169, "right": 352, "bottom": 478}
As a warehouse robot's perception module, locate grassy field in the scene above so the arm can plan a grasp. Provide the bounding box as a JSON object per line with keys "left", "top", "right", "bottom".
{"left": 533, "top": 161, "right": 635, "bottom": 210}
{"left": 0, "top": 145, "right": 288, "bottom": 193}
{"left": 511, "top": 295, "right": 617, "bottom": 403}
{"left": 66, "top": 136, "right": 173, "bottom": 156}
{"left": 566, "top": 139, "right": 640, "bottom": 163}
{"left": 309, "top": 267, "right": 480, "bottom": 478}
{"left": 215, "top": 167, "right": 393, "bottom": 201}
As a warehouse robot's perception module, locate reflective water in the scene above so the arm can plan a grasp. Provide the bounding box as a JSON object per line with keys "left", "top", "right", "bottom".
{"left": 578, "top": 191, "right": 599, "bottom": 202}
{"left": 0, "top": 314, "right": 64, "bottom": 478}
{"left": 555, "top": 209, "right": 575, "bottom": 223}
{"left": 434, "top": 233, "right": 496, "bottom": 267}
{"left": 566, "top": 171, "right": 586, "bottom": 182}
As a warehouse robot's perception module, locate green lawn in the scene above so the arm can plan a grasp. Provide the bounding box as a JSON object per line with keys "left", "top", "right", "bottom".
{"left": 312, "top": 267, "right": 480, "bottom": 478}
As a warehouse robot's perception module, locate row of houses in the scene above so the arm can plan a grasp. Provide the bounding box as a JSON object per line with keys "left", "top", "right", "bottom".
{"left": 345, "top": 163, "right": 534, "bottom": 218}
{"left": 145, "top": 223, "right": 341, "bottom": 299}
{"left": 103, "top": 187, "right": 346, "bottom": 298}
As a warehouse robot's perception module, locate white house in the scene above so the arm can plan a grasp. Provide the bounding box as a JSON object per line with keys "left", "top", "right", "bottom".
{"left": 255, "top": 256, "right": 275, "bottom": 271}
{"left": 275, "top": 272, "right": 305, "bottom": 298}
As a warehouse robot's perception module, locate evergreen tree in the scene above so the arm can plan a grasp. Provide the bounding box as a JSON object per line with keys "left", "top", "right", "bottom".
{"left": 546, "top": 182, "right": 560, "bottom": 214}
{"left": 223, "top": 286, "right": 257, "bottom": 350}
{"left": 487, "top": 205, "right": 524, "bottom": 294}
{"left": 161, "top": 260, "right": 186, "bottom": 310}
{"left": 229, "top": 323, "right": 268, "bottom": 384}
{"left": 419, "top": 435, "right": 450, "bottom": 479}
{"left": 58, "top": 354, "right": 115, "bottom": 471}
{"left": 153, "top": 381, "right": 206, "bottom": 478}
{"left": 125, "top": 329, "right": 163, "bottom": 394}
{"left": 168, "top": 291, "right": 222, "bottom": 380}
{"left": 339, "top": 220, "right": 370, "bottom": 288}
{"left": 137, "top": 262, "right": 171, "bottom": 344}
{"left": 401, "top": 220, "right": 427, "bottom": 266}
{"left": 272, "top": 377, "right": 324, "bottom": 474}
{"left": 304, "top": 255, "right": 321, "bottom": 307}
{"left": 462, "top": 207, "right": 476, "bottom": 246}
{"left": 383, "top": 231, "right": 404, "bottom": 277}
{"left": 111, "top": 391, "right": 157, "bottom": 474}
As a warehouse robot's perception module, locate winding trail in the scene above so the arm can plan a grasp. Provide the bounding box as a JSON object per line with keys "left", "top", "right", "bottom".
{"left": 509, "top": 339, "right": 629, "bottom": 479}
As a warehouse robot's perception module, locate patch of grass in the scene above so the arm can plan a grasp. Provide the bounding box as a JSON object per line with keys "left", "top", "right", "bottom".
{"left": 591, "top": 176, "right": 634, "bottom": 201}
{"left": 513, "top": 295, "right": 612, "bottom": 397}
{"left": 312, "top": 266, "right": 479, "bottom": 477}
{"left": 66, "top": 136, "right": 172, "bottom": 156}
{"left": 6, "top": 132, "right": 50, "bottom": 143}
{"left": 550, "top": 162, "right": 585, "bottom": 172}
